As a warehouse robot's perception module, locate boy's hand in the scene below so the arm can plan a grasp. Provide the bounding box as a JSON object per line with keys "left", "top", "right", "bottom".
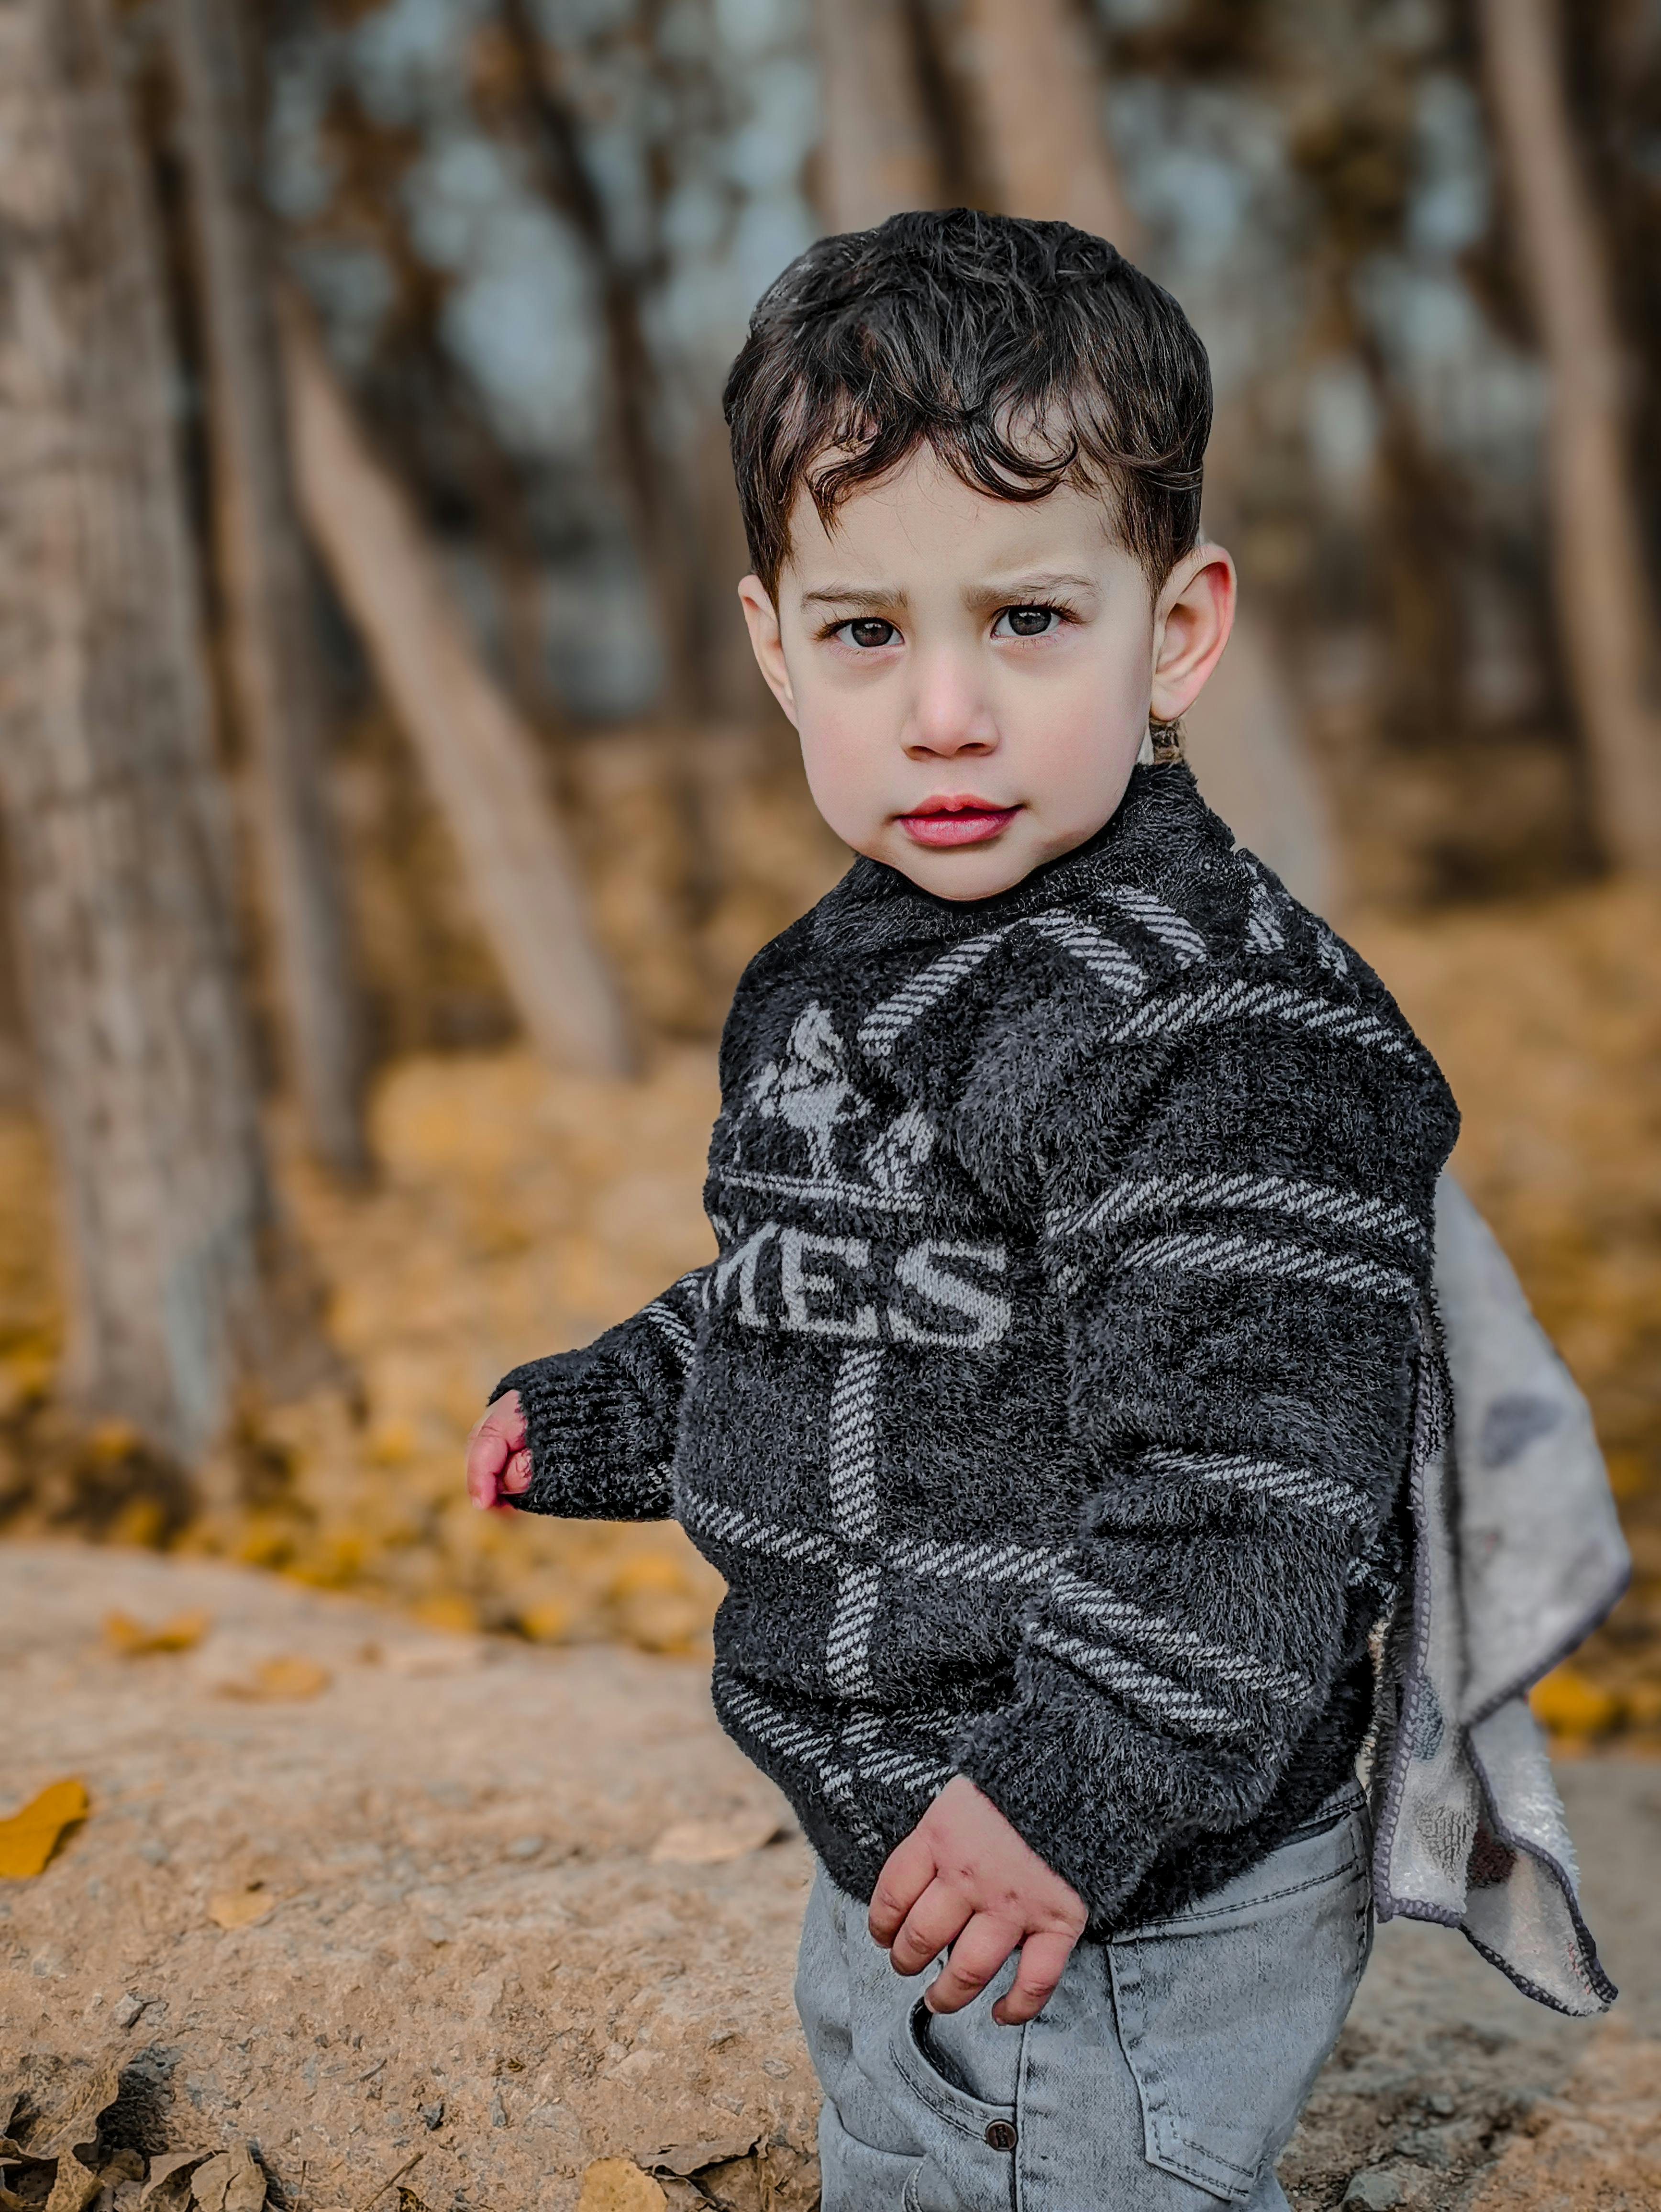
{"left": 465, "top": 1391, "right": 533, "bottom": 1512}
{"left": 869, "top": 1776, "right": 1088, "bottom": 2025}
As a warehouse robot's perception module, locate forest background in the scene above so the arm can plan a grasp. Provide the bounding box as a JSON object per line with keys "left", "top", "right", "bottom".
{"left": 1, "top": 0, "right": 1659, "bottom": 1745}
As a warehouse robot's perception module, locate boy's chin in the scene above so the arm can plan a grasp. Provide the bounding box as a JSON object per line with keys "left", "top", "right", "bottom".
{"left": 867, "top": 820, "right": 1087, "bottom": 902}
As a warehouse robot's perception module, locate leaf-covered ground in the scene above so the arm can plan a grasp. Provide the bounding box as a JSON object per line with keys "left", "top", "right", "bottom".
{"left": 4, "top": 1543, "right": 1658, "bottom": 2212}
{"left": 1, "top": 873, "right": 1657, "bottom": 1742}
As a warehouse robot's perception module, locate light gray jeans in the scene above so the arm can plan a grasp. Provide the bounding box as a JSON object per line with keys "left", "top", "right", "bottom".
{"left": 795, "top": 1780, "right": 1373, "bottom": 2212}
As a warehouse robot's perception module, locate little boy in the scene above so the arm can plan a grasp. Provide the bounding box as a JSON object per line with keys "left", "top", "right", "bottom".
{"left": 466, "top": 212, "right": 1459, "bottom": 2210}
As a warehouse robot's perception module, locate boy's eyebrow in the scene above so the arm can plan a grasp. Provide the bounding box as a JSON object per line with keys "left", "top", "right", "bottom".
{"left": 964, "top": 571, "right": 1099, "bottom": 602}
{"left": 797, "top": 572, "right": 1099, "bottom": 613}
{"left": 797, "top": 584, "right": 908, "bottom": 611}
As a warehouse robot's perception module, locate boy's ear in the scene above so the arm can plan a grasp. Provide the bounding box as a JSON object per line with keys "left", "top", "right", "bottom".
{"left": 737, "top": 574, "right": 798, "bottom": 729}
{"left": 1148, "top": 544, "right": 1236, "bottom": 726}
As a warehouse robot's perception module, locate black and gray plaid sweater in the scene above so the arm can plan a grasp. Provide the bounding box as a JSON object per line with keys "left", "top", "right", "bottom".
{"left": 493, "top": 763, "right": 1459, "bottom": 1933}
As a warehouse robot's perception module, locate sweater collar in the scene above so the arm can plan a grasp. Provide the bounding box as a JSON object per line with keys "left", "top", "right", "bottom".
{"left": 811, "top": 761, "right": 1230, "bottom": 956}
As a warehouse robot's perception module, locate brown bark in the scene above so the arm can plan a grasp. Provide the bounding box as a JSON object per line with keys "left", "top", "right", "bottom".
{"left": 278, "top": 298, "right": 633, "bottom": 1079}
{"left": 166, "top": 0, "right": 368, "bottom": 1178}
{"left": 941, "top": 0, "right": 1343, "bottom": 909}
{"left": 0, "top": 0, "right": 322, "bottom": 1462}
{"left": 1479, "top": 0, "right": 1661, "bottom": 874}
{"left": 958, "top": 0, "right": 1137, "bottom": 243}
{"left": 812, "top": 0, "right": 943, "bottom": 232}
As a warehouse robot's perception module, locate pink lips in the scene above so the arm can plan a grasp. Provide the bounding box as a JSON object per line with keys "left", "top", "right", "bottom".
{"left": 897, "top": 796, "right": 1021, "bottom": 848}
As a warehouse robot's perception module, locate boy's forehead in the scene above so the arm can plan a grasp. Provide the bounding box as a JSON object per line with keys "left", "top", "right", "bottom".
{"left": 778, "top": 451, "right": 1131, "bottom": 595}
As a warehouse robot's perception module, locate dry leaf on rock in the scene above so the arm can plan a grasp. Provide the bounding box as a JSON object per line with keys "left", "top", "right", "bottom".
{"left": 20, "top": 2066, "right": 119, "bottom": 2167}
{"left": 215, "top": 1658, "right": 331, "bottom": 1702}
{"left": 576, "top": 2161, "right": 667, "bottom": 2212}
{"left": 206, "top": 1883, "right": 277, "bottom": 1932}
{"left": 42, "top": 2164, "right": 102, "bottom": 2212}
{"left": 139, "top": 2152, "right": 218, "bottom": 2206}
{"left": 103, "top": 1609, "right": 211, "bottom": 1657}
{"left": 648, "top": 2135, "right": 761, "bottom": 2180}
{"left": 0, "top": 1778, "right": 89, "bottom": 1879}
{"left": 188, "top": 2144, "right": 266, "bottom": 2212}
{"left": 647, "top": 1808, "right": 781, "bottom": 1865}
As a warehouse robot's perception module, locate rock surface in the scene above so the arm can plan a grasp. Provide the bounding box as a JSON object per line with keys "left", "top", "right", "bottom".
{"left": 2, "top": 1543, "right": 1658, "bottom": 2211}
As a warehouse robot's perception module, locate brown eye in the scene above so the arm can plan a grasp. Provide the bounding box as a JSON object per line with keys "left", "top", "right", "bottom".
{"left": 995, "top": 605, "right": 1058, "bottom": 639}
{"left": 843, "top": 618, "right": 897, "bottom": 649}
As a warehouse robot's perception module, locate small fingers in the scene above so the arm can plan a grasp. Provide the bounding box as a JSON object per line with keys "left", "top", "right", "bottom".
{"left": 868, "top": 1827, "right": 938, "bottom": 1947}
{"left": 889, "top": 1879, "right": 972, "bottom": 1978}
{"left": 923, "top": 1913, "right": 1021, "bottom": 2016}
{"left": 465, "top": 1396, "right": 529, "bottom": 1511}
{"left": 465, "top": 1434, "right": 507, "bottom": 1510}
{"left": 990, "top": 1927, "right": 1079, "bottom": 2026}
{"left": 490, "top": 1390, "right": 528, "bottom": 1449}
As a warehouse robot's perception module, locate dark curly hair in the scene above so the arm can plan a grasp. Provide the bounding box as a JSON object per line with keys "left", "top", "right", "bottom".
{"left": 722, "top": 209, "right": 1212, "bottom": 597}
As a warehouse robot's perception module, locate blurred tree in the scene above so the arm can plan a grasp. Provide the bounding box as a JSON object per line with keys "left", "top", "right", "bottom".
{"left": 960, "top": 0, "right": 1136, "bottom": 240}
{"left": 167, "top": 0, "right": 369, "bottom": 1180}
{"left": 495, "top": 0, "right": 707, "bottom": 719}
{"left": 280, "top": 297, "right": 634, "bottom": 1078}
{"left": 813, "top": 0, "right": 943, "bottom": 231}
{"left": 1479, "top": 0, "right": 1661, "bottom": 875}
{"left": 0, "top": 0, "right": 328, "bottom": 1464}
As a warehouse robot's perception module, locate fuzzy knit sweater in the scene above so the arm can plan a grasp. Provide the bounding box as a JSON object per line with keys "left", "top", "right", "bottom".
{"left": 493, "top": 763, "right": 1460, "bottom": 1935}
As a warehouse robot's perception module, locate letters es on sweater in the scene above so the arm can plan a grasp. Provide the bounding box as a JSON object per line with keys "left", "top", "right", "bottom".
{"left": 493, "top": 763, "right": 1461, "bottom": 1933}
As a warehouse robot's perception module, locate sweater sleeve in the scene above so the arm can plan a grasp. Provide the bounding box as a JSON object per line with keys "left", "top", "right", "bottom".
{"left": 950, "top": 981, "right": 1458, "bottom": 1923}
{"left": 487, "top": 1265, "right": 708, "bottom": 1522}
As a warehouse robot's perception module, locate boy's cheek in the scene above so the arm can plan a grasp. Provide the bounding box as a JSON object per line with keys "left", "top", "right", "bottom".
{"left": 796, "top": 720, "right": 893, "bottom": 855}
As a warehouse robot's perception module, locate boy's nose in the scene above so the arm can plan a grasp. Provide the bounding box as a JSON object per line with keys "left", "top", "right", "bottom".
{"left": 903, "top": 652, "right": 997, "bottom": 759}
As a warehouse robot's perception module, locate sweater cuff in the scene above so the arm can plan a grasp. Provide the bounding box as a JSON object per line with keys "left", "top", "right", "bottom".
{"left": 951, "top": 1694, "right": 1163, "bottom": 1930}
{"left": 489, "top": 1350, "right": 667, "bottom": 1520}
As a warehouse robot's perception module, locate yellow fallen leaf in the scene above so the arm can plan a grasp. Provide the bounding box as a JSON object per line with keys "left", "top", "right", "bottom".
{"left": 412, "top": 1595, "right": 478, "bottom": 1635}
{"left": 87, "top": 1419, "right": 140, "bottom": 1461}
{"left": 208, "top": 1883, "right": 277, "bottom": 1931}
{"left": 648, "top": 1807, "right": 782, "bottom": 1866}
{"left": 0, "top": 1778, "right": 89, "bottom": 1879}
{"left": 608, "top": 1555, "right": 687, "bottom": 1598}
{"left": 576, "top": 2160, "right": 667, "bottom": 2212}
{"left": 518, "top": 1598, "right": 573, "bottom": 1645}
{"left": 1529, "top": 1664, "right": 1620, "bottom": 1738}
{"left": 104, "top": 1608, "right": 211, "bottom": 1657}
{"left": 215, "top": 1657, "right": 332, "bottom": 1702}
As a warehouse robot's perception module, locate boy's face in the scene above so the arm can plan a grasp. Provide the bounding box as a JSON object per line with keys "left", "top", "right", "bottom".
{"left": 738, "top": 451, "right": 1235, "bottom": 900}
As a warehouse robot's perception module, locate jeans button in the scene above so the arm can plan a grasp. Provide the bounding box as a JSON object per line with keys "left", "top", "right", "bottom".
{"left": 984, "top": 2121, "right": 1018, "bottom": 2152}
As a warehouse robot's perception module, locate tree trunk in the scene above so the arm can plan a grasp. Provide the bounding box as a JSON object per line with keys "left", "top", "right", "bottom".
{"left": 813, "top": 0, "right": 943, "bottom": 232}
{"left": 278, "top": 297, "right": 633, "bottom": 1079}
{"left": 166, "top": 0, "right": 368, "bottom": 1179}
{"left": 958, "top": 0, "right": 1137, "bottom": 243}
{"left": 953, "top": 0, "right": 1340, "bottom": 913}
{"left": 1479, "top": 0, "right": 1661, "bottom": 874}
{"left": 0, "top": 0, "right": 321, "bottom": 1463}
